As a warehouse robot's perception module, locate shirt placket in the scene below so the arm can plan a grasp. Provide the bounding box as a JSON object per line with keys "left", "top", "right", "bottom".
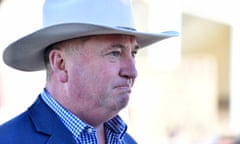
{"left": 77, "top": 127, "right": 98, "bottom": 144}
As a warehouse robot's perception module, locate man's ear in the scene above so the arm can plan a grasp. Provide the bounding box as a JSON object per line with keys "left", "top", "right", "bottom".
{"left": 48, "top": 49, "right": 68, "bottom": 82}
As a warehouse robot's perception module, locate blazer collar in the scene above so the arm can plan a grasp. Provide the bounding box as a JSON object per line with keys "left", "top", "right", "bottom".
{"left": 29, "top": 96, "right": 76, "bottom": 144}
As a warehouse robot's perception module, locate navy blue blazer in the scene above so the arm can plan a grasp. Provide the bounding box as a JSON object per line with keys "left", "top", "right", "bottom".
{"left": 0, "top": 96, "right": 137, "bottom": 144}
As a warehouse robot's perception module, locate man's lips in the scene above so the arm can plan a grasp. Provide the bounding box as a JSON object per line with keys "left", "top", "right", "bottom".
{"left": 114, "top": 83, "right": 132, "bottom": 93}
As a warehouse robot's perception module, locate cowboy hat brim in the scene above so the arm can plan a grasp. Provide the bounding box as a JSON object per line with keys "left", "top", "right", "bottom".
{"left": 3, "top": 23, "right": 178, "bottom": 71}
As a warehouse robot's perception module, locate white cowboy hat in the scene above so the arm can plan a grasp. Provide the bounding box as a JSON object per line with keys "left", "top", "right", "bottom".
{"left": 3, "top": 0, "right": 178, "bottom": 71}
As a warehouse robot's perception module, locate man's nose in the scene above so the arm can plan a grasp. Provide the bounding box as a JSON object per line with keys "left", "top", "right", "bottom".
{"left": 119, "top": 56, "right": 138, "bottom": 80}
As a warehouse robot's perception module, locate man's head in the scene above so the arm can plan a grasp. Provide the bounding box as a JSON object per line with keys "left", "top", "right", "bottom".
{"left": 45, "top": 34, "right": 138, "bottom": 126}
{"left": 1, "top": 0, "right": 178, "bottom": 126}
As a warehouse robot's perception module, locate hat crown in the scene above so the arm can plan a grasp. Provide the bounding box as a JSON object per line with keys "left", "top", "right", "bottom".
{"left": 43, "top": 0, "right": 135, "bottom": 29}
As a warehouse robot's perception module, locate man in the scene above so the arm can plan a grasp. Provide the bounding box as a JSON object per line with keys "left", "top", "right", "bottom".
{"left": 0, "top": 0, "right": 177, "bottom": 143}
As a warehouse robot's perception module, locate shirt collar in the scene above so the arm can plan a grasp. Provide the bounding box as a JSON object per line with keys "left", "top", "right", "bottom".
{"left": 41, "top": 88, "right": 127, "bottom": 139}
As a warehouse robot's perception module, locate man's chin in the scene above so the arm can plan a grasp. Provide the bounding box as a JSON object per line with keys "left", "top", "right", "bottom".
{"left": 118, "top": 95, "right": 130, "bottom": 109}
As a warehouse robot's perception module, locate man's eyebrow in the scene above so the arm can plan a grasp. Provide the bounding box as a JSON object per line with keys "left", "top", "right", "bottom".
{"left": 134, "top": 44, "right": 140, "bottom": 50}
{"left": 112, "top": 44, "right": 125, "bottom": 49}
{"left": 111, "top": 44, "right": 140, "bottom": 50}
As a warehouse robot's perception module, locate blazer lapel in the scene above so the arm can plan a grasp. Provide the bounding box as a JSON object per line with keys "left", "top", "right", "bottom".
{"left": 29, "top": 96, "right": 76, "bottom": 144}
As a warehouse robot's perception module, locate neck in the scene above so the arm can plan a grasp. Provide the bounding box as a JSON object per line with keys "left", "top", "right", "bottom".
{"left": 96, "top": 124, "right": 107, "bottom": 144}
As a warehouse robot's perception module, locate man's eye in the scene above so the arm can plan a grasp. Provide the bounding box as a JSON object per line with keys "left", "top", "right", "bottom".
{"left": 110, "top": 51, "right": 121, "bottom": 57}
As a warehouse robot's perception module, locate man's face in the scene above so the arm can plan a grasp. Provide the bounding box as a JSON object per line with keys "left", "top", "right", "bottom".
{"left": 63, "top": 34, "right": 139, "bottom": 120}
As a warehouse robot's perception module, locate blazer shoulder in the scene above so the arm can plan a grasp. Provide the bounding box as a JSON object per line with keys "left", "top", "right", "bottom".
{"left": 0, "top": 95, "right": 76, "bottom": 144}
{"left": 0, "top": 108, "right": 37, "bottom": 143}
{"left": 0, "top": 96, "right": 52, "bottom": 144}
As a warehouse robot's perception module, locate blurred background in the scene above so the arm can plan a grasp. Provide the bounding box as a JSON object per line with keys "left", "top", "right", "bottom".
{"left": 1, "top": 0, "right": 240, "bottom": 143}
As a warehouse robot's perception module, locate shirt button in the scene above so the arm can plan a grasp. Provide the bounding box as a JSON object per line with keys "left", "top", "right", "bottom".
{"left": 87, "top": 128, "right": 93, "bottom": 133}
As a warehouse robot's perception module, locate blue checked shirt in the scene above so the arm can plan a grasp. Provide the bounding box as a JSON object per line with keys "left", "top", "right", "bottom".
{"left": 41, "top": 89, "right": 128, "bottom": 144}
